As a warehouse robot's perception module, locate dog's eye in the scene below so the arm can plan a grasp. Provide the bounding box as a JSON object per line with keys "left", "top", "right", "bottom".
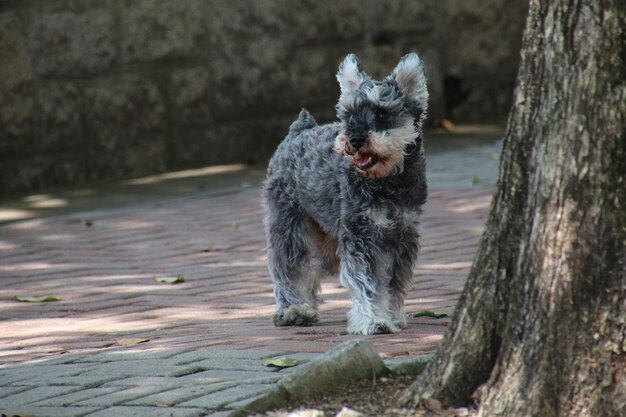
{"left": 375, "top": 109, "right": 386, "bottom": 119}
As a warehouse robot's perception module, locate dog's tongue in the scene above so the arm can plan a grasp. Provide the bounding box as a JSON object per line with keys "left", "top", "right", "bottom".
{"left": 353, "top": 154, "right": 371, "bottom": 168}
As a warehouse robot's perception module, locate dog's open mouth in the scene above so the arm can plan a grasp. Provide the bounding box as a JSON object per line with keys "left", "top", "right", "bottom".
{"left": 352, "top": 153, "right": 378, "bottom": 171}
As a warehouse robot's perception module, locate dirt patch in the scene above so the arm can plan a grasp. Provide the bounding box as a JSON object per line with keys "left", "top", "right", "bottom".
{"left": 260, "top": 373, "right": 477, "bottom": 416}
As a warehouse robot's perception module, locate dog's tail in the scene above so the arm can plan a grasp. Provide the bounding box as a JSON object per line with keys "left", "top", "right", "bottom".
{"left": 289, "top": 109, "right": 317, "bottom": 133}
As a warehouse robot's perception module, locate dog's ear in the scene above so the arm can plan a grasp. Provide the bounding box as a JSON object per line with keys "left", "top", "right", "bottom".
{"left": 337, "top": 54, "right": 364, "bottom": 96}
{"left": 391, "top": 53, "right": 428, "bottom": 109}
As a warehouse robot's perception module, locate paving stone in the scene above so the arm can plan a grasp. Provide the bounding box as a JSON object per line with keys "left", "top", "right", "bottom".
{"left": 78, "top": 360, "right": 181, "bottom": 380}
{"left": 179, "top": 370, "right": 282, "bottom": 385}
{"left": 33, "top": 386, "right": 124, "bottom": 406}
{"left": 74, "top": 385, "right": 171, "bottom": 406}
{"left": 126, "top": 383, "right": 236, "bottom": 406}
{"left": 178, "top": 384, "right": 273, "bottom": 409}
{"left": 175, "top": 353, "right": 316, "bottom": 372}
{"left": 0, "top": 385, "right": 82, "bottom": 408}
{"left": 45, "top": 374, "right": 124, "bottom": 388}
{"left": 102, "top": 376, "right": 193, "bottom": 388}
{"left": 0, "top": 405, "right": 103, "bottom": 417}
{"left": 22, "top": 354, "right": 88, "bottom": 366}
{"left": 84, "top": 406, "right": 203, "bottom": 417}
{"left": 73, "top": 348, "right": 186, "bottom": 363}
{"left": 171, "top": 349, "right": 283, "bottom": 365}
{"left": 0, "top": 370, "right": 33, "bottom": 385}
{"left": 1, "top": 363, "right": 98, "bottom": 384}
{"left": 0, "top": 385, "right": 31, "bottom": 399}
{"left": 178, "top": 358, "right": 281, "bottom": 373}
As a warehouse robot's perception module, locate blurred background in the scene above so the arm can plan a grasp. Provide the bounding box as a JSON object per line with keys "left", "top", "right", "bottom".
{"left": 0, "top": 0, "right": 527, "bottom": 199}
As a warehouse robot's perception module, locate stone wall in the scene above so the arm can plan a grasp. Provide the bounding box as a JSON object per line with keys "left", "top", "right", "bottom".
{"left": 0, "top": 0, "right": 527, "bottom": 196}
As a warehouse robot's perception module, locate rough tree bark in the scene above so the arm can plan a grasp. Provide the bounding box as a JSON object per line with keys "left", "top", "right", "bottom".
{"left": 401, "top": 0, "right": 625, "bottom": 416}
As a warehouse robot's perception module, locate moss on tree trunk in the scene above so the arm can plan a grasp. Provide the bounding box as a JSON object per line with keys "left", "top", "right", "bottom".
{"left": 401, "top": 0, "right": 626, "bottom": 415}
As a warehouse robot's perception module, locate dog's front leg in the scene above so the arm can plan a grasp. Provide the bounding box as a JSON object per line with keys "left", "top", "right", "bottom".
{"left": 339, "top": 239, "right": 399, "bottom": 335}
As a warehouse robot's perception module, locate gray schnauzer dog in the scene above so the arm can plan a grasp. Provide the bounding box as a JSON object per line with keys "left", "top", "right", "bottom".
{"left": 263, "top": 53, "right": 428, "bottom": 335}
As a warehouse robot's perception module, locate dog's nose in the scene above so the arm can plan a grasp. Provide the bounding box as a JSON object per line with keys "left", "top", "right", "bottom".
{"left": 349, "top": 135, "right": 366, "bottom": 150}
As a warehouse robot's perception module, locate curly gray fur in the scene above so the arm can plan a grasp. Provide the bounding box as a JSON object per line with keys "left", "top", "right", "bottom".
{"left": 264, "top": 53, "right": 428, "bottom": 335}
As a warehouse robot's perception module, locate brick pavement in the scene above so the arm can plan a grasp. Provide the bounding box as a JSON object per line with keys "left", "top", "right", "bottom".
{"left": 0, "top": 186, "right": 492, "bottom": 416}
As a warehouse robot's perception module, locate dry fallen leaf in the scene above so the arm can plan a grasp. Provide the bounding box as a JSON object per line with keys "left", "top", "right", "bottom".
{"left": 436, "top": 118, "right": 457, "bottom": 132}
{"left": 154, "top": 276, "right": 186, "bottom": 284}
{"left": 262, "top": 356, "right": 299, "bottom": 368}
{"left": 14, "top": 295, "right": 61, "bottom": 303}
{"left": 411, "top": 310, "right": 448, "bottom": 318}
{"left": 423, "top": 398, "right": 446, "bottom": 413}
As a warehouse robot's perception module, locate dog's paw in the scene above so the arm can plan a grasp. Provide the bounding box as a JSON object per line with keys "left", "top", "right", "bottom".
{"left": 348, "top": 319, "right": 400, "bottom": 335}
{"left": 273, "top": 304, "right": 319, "bottom": 327}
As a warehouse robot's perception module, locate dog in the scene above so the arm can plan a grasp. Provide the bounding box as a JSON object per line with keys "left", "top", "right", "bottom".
{"left": 263, "top": 53, "right": 428, "bottom": 335}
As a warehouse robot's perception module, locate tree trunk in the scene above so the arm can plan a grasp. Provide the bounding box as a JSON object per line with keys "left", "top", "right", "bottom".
{"left": 401, "top": 0, "right": 626, "bottom": 416}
